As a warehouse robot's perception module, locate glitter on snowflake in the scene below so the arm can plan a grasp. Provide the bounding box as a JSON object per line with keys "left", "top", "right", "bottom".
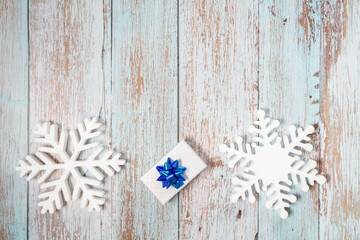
{"left": 219, "top": 110, "right": 326, "bottom": 219}
{"left": 16, "top": 118, "right": 126, "bottom": 214}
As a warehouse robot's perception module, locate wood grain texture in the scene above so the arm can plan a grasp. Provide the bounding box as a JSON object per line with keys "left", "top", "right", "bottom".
{"left": 111, "top": 0, "right": 178, "bottom": 239}
{"left": 0, "top": 1, "right": 28, "bottom": 239}
{"left": 179, "top": 1, "right": 259, "bottom": 239}
{"left": 28, "top": 0, "right": 106, "bottom": 239}
{"left": 258, "top": 1, "right": 321, "bottom": 239}
{"left": 1, "top": 0, "right": 360, "bottom": 239}
{"left": 320, "top": 0, "right": 360, "bottom": 239}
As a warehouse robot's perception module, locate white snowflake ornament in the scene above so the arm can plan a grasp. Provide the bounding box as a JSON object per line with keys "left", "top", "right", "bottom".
{"left": 219, "top": 110, "right": 326, "bottom": 219}
{"left": 16, "top": 118, "right": 126, "bottom": 214}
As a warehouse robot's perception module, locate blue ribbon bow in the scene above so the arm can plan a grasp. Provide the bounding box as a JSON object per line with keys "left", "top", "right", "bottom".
{"left": 156, "top": 157, "right": 186, "bottom": 189}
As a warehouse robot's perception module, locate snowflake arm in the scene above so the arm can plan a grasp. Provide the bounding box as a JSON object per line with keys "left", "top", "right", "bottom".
{"left": 71, "top": 147, "right": 126, "bottom": 212}
{"left": 220, "top": 137, "right": 259, "bottom": 203}
{"left": 283, "top": 124, "right": 326, "bottom": 191}
{"left": 290, "top": 159, "right": 326, "bottom": 192}
{"left": 16, "top": 153, "right": 57, "bottom": 182}
{"left": 219, "top": 137, "right": 253, "bottom": 168}
{"left": 38, "top": 170, "right": 71, "bottom": 214}
{"left": 69, "top": 118, "right": 102, "bottom": 161}
{"left": 264, "top": 183, "right": 297, "bottom": 219}
{"left": 68, "top": 118, "right": 125, "bottom": 212}
{"left": 34, "top": 122, "right": 70, "bottom": 160}
{"left": 282, "top": 125, "right": 315, "bottom": 155}
{"left": 16, "top": 122, "right": 69, "bottom": 180}
{"left": 230, "top": 173, "right": 259, "bottom": 203}
{"left": 71, "top": 168, "right": 104, "bottom": 212}
{"left": 84, "top": 147, "right": 126, "bottom": 179}
{"left": 16, "top": 122, "right": 72, "bottom": 214}
{"left": 248, "top": 110, "right": 280, "bottom": 146}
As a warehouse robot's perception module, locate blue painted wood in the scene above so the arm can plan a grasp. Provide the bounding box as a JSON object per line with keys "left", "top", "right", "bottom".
{"left": 319, "top": 0, "right": 360, "bottom": 238}
{"left": 179, "top": 1, "right": 259, "bottom": 239}
{"left": 0, "top": 1, "right": 28, "bottom": 239}
{"left": 258, "top": 0, "right": 321, "bottom": 239}
{"left": 28, "top": 0, "right": 106, "bottom": 239}
{"left": 111, "top": 0, "right": 178, "bottom": 239}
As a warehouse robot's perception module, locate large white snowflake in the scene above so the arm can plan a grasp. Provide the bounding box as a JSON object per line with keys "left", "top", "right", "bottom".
{"left": 219, "top": 110, "right": 326, "bottom": 219}
{"left": 16, "top": 118, "right": 126, "bottom": 214}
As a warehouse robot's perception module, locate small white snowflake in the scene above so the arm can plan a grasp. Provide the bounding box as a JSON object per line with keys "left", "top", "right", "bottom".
{"left": 16, "top": 118, "right": 126, "bottom": 214}
{"left": 220, "top": 110, "right": 326, "bottom": 219}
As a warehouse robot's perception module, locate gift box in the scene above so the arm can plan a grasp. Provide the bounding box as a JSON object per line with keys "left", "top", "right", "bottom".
{"left": 141, "top": 140, "right": 207, "bottom": 204}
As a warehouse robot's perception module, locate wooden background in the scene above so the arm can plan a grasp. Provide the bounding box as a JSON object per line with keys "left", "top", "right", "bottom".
{"left": 0, "top": 0, "right": 359, "bottom": 239}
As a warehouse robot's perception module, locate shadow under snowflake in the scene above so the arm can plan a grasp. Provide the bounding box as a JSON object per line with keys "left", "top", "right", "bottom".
{"left": 219, "top": 109, "right": 326, "bottom": 219}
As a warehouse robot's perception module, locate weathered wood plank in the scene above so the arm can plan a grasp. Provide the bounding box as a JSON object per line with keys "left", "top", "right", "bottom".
{"left": 258, "top": 0, "right": 321, "bottom": 239}
{"left": 179, "top": 1, "right": 259, "bottom": 239}
{"left": 0, "top": 1, "right": 28, "bottom": 239}
{"left": 319, "top": 0, "right": 360, "bottom": 239}
{"left": 28, "top": 0, "right": 107, "bottom": 239}
{"left": 111, "top": 0, "right": 178, "bottom": 239}
{"left": 100, "top": 0, "right": 113, "bottom": 238}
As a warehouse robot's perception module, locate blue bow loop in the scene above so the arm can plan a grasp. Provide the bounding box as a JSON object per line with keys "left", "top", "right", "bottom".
{"left": 156, "top": 158, "right": 186, "bottom": 189}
